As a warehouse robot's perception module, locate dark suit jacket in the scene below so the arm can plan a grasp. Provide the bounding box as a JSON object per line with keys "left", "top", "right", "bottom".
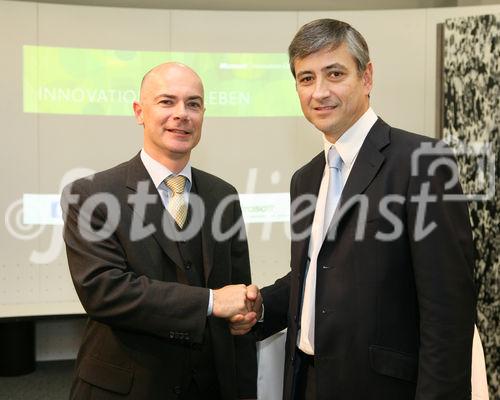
{"left": 260, "top": 119, "right": 476, "bottom": 400}
{"left": 62, "top": 153, "right": 257, "bottom": 399}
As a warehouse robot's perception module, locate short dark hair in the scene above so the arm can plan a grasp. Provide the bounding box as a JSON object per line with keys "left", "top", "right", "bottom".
{"left": 288, "top": 19, "right": 370, "bottom": 77}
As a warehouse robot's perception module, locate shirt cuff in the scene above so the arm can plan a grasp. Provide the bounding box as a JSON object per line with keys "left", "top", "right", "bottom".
{"left": 207, "top": 289, "right": 213, "bottom": 316}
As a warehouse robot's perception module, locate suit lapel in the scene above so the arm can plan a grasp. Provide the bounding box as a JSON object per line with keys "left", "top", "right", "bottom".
{"left": 333, "top": 118, "right": 390, "bottom": 224}
{"left": 294, "top": 152, "right": 325, "bottom": 275}
{"left": 191, "top": 168, "right": 215, "bottom": 285}
{"left": 124, "top": 153, "right": 185, "bottom": 269}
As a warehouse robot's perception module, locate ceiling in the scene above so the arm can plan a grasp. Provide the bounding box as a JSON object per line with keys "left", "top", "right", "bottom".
{"left": 11, "top": 0, "right": 500, "bottom": 11}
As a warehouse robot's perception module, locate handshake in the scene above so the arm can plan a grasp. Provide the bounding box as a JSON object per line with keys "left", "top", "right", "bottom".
{"left": 212, "top": 284, "right": 263, "bottom": 335}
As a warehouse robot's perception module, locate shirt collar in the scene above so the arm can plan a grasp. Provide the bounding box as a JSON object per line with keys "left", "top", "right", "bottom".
{"left": 140, "top": 149, "right": 192, "bottom": 191}
{"left": 323, "top": 107, "right": 378, "bottom": 168}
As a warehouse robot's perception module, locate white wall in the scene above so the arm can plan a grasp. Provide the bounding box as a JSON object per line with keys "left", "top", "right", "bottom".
{"left": 0, "top": 0, "right": 498, "bottom": 368}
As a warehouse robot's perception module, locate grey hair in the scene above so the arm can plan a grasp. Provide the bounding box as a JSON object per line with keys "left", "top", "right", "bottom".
{"left": 288, "top": 19, "right": 370, "bottom": 77}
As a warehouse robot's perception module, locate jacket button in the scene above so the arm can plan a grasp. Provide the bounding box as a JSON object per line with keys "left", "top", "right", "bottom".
{"left": 173, "top": 385, "right": 182, "bottom": 395}
{"left": 321, "top": 309, "right": 327, "bottom": 314}
{"left": 185, "top": 262, "right": 192, "bottom": 270}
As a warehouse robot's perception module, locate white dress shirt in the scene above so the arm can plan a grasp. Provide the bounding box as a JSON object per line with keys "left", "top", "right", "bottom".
{"left": 298, "top": 107, "right": 378, "bottom": 355}
{"left": 140, "top": 149, "right": 192, "bottom": 208}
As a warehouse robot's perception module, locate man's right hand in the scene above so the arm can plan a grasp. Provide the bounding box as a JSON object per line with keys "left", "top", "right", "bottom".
{"left": 229, "top": 285, "right": 262, "bottom": 335}
{"left": 212, "top": 284, "right": 254, "bottom": 319}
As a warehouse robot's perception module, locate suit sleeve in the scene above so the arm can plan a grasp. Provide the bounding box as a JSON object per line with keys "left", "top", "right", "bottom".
{"left": 61, "top": 179, "right": 209, "bottom": 344}
{"left": 406, "top": 149, "right": 476, "bottom": 399}
{"left": 228, "top": 194, "right": 258, "bottom": 399}
{"left": 259, "top": 273, "right": 291, "bottom": 339}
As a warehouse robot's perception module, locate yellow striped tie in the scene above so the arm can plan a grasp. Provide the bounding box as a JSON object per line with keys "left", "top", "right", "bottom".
{"left": 165, "top": 175, "right": 188, "bottom": 228}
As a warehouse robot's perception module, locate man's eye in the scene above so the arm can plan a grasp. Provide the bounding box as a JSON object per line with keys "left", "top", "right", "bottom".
{"left": 299, "top": 76, "right": 313, "bottom": 84}
{"left": 329, "top": 71, "right": 343, "bottom": 78}
{"left": 160, "top": 99, "right": 173, "bottom": 105}
{"left": 188, "top": 102, "right": 202, "bottom": 109}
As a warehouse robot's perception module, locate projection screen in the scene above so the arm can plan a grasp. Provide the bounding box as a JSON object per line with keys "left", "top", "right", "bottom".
{"left": 1, "top": 0, "right": 441, "bottom": 318}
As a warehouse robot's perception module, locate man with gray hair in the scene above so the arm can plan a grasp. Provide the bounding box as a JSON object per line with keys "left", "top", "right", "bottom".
{"left": 231, "top": 19, "right": 475, "bottom": 400}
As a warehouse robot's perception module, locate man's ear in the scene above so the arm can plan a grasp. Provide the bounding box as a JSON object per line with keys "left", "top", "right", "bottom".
{"left": 133, "top": 101, "right": 144, "bottom": 125}
{"left": 363, "top": 62, "right": 373, "bottom": 95}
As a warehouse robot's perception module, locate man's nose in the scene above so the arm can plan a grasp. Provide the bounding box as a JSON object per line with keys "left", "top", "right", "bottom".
{"left": 173, "top": 103, "right": 188, "bottom": 120}
{"left": 312, "top": 78, "right": 329, "bottom": 100}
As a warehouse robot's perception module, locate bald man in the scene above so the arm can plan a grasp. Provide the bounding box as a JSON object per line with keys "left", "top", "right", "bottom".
{"left": 62, "top": 63, "right": 257, "bottom": 400}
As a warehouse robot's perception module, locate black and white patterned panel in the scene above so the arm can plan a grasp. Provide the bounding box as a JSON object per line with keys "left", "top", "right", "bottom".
{"left": 442, "top": 14, "right": 499, "bottom": 399}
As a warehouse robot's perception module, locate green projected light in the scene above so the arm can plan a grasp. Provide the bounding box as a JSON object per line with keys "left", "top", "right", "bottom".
{"left": 23, "top": 45, "right": 301, "bottom": 117}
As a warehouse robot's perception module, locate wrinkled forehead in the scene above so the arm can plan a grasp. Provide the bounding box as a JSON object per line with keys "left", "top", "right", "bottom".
{"left": 140, "top": 64, "right": 204, "bottom": 101}
{"left": 294, "top": 43, "right": 356, "bottom": 72}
